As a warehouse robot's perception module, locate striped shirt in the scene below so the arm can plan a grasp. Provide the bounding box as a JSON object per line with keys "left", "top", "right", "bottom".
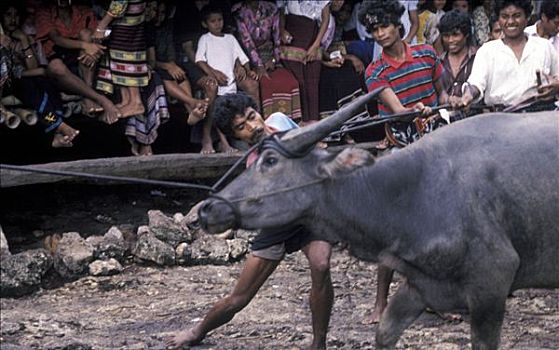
{"left": 365, "top": 43, "right": 442, "bottom": 116}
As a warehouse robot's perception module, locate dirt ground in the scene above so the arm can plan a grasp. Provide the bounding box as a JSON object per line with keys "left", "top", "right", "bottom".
{"left": 1, "top": 184, "right": 558, "bottom": 350}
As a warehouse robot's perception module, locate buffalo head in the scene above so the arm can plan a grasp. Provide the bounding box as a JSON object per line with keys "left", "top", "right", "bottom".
{"left": 198, "top": 88, "right": 384, "bottom": 234}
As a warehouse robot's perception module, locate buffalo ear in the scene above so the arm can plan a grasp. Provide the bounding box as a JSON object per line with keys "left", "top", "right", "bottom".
{"left": 319, "top": 148, "right": 374, "bottom": 178}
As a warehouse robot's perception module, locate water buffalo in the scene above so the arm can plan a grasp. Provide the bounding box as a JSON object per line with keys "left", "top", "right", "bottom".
{"left": 198, "top": 92, "right": 559, "bottom": 350}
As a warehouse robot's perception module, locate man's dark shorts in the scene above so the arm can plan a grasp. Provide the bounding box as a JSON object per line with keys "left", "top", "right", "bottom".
{"left": 250, "top": 226, "right": 326, "bottom": 261}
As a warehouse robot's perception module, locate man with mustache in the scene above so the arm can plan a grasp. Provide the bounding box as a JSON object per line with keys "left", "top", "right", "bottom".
{"left": 166, "top": 93, "right": 334, "bottom": 350}
{"left": 450, "top": 0, "right": 559, "bottom": 110}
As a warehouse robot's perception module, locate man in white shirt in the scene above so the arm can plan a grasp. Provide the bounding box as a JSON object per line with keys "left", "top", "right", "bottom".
{"left": 451, "top": 0, "right": 559, "bottom": 109}
{"left": 524, "top": 1, "right": 559, "bottom": 53}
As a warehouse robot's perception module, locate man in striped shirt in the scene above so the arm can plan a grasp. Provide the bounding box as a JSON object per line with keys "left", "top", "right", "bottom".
{"left": 362, "top": 0, "right": 448, "bottom": 148}
{"left": 358, "top": 0, "right": 448, "bottom": 325}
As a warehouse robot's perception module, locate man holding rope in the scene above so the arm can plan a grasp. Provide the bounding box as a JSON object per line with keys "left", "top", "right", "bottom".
{"left": 359, "top": 0, "right": 448, "bottom": 324}
{"left": 166, "top": 93, "right": 334, "bottom": 350}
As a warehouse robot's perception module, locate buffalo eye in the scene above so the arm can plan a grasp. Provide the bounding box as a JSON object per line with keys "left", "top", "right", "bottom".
{"left": 263, "top": 156, "right": 278, "bottom": 167}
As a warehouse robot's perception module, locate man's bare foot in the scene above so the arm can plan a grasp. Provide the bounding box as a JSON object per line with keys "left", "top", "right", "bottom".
{"left": 218, "top": 142, "right": 239, "bottom": 154}
{"left": 81, "top": 98, "right": 103, "bottom": 117}
{"left": 362, "top": 306, "right": 384, "bottom": 325}
{"left": 164, "top": 328, "right": 203, "bottom": 349}
{"left": 200, "top": 141, "right": 216, "bottom": 154}
{"left": 119, "top": 102, "right": 145, "bottom": 118}
{"left": 52, "top": 123, "right": 79, "bottom": 148}
{"left": 138, "top": 144, "right": 153, "bottom": 156}
{"left": 99, "top": 101, "right": 122, "bottom": 124}
{"left": 52, "top": 133, "right": 73, "bottom": 148}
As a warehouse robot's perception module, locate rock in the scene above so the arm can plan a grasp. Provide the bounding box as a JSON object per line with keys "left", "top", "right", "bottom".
{"left": 175, "top": 242, "right": 192, "bottom": 266}
{"left": 1, "top": 224, "right": 10, "bottom": 257}
{"left": 189, "top": 235, "right": 232, "bottom": 265}
{"left": 228, "top": 238, "right": 249, "bottom": 260}
{"left": 89, "top": 258, "right": 123, "bottom": 276}
{"left": 0, "top": 248, "right": 52, "bottom": 297}
{"left": 137, "top": 225, "right": 150, "bottom": 237}
{"left": 173, "top": 213, "right": 185, "bottom": 223}
{"left": 148, "top": 210, "right": 192, "bottom": 247}
{"left": 132, "top": 232, "right": 175, "bottom": 266}
{"left": 86, "top": 227, "right": 128, "bottom": 262}
{"left": 53, "top": 232, "right": 95, "bottom": 280}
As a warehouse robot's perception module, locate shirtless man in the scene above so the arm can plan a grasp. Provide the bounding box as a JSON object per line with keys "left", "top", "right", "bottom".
{"left": 166, "top": 93, "right": 333, "bottom": 350}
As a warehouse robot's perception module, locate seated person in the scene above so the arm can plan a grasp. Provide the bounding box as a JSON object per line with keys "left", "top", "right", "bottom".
{"left": 0, "top": 4, "right": 78, "bottom": 147}
{"left": 35, "top": 0, "right": 121, "bottom": 123}
{"left": 195, "top": 4, "right": 260, "bottom": 154}
{"left": 148, "top": 0, "right": 207, "bottom": 122}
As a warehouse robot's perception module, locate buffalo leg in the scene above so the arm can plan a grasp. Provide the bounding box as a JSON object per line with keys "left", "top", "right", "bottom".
{"left": 376, "top": 282, "right": 425, "bottom": 349}
{"left": 468, "top": 295, "right": 507, "bottom": 350}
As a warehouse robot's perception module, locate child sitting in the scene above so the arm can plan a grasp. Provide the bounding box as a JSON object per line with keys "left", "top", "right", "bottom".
{"left": 194, "top": 3, "right": 260, "bottom": 154}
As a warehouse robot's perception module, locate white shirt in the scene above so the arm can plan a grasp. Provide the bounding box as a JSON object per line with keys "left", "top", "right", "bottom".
{"left": 276, "top": 0, "right": 330, "bottom": 21}
{"left": 525, "top": 22, "right": 559, "bottom": 53}
{"left": 195, "top": 33, "right": 250, "bottom": 95}
{"left": 467, "top": 36, "right": 559, "bottom": 106}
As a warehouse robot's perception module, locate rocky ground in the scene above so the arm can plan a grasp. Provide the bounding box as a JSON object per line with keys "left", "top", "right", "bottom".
{"left": 1, "top": 184, "right": 558, "bottom": 350}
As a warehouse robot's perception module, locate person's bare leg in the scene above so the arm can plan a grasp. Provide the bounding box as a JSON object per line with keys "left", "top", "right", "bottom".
{"left": 238, "top": 78, "right": 261, "bottom": 112}
{"left": 116, "top": 86, "right": 130, "bottom": 109}
{"left": 165, "top": 255, "right": 280, "bottom": 349}
{"left": 363, "top": 265, "right": 394, "bottom": 324}
{"left": 302, "top": 241, "right": 333, "bottom": 350}
{"left": 138, "top": 144, "right": 153, "bottom": 156}
{"left": 119, "top": 86, "right": 145, "bottom": 117}
{"left": 162, "top": 79, "right": 205, "bottom": 112}
{"left": 198, "top": 76, "right": 217, "bottom": 154}
{"left": 77, "top": 29, "right": 103, "bottom": 114}
{"left": 217, "top": 129, "right": 238, "bottom": 154}
{"left": 46, "top": 59, "right": 121, "bottom": 124}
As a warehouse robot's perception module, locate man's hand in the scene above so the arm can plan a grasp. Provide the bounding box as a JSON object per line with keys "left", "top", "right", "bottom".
{"left": 255, "top": 66, "right": 269, "bottom": 80}
{"left": 346, "top": 54, "right": 364, "bottom": 74}
{"left": 281, "top": 30, "right": 293, "bottom": 45}
{"left": 212, "top": 69, "right": 229, "bottom": 86}
{"left": 0, "top": 34, "right": 13, "bottom": 49}
{"left": 166, "top": 62, "right": 186, "bottom": 81}
{"left": 305, "top": 43, "right": 319, "bottom": 63}
{"left": 187, "top": 99, "right": 209, "bottom": 125}
{"left": 78, "top": 53, "right": 97, "bottom": 68}
{"left": 537, "top": 74, "right": 559, "bottom": 100}
{"left": 234, "top": 65, "right": 246, "bottom": 82}
{"left": 264, "top": 59, "right": 276, "bottom": 72}
{"left": 10, "top": 30, "right": 28, "bottom": 44}
{"left": 82, "top": 41, "right": 106, "bottom": 60}
{"left": 412, "top": 102, "right": 432, "bottom": 117}
{"left": 247, "top": 69, "right": 258, "bottom": 81}
{"left": 323, "top": 57, "right": 343, "bottom": 68}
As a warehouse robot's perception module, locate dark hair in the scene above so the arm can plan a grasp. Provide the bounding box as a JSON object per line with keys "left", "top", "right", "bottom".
{"left": 213, "top": 93, "right": 258, "bottom": 139}
{"left": 541, "top": 0, "right": 559, "bottom": 20}
{"left": 495, "top": 0, "right": 532, "bottom": 18}
{"left": 438, "top": 9, "right": 472, "bottom": 37}
{"left": 358, "top": 0, "right": 406, "bottom": 38}
{"left": 419, "top": 0, "right": 437, "bottom": 14}
{"left": 0, "top": 1, "right": 27, "bottom": 22}
{"left": 200, "top": 3, "right": 223, "bottom": 22}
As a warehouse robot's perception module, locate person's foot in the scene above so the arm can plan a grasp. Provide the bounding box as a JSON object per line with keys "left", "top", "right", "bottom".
{"left": 119, "top": 102, "right": 145, "bottom": 118}
{"left": 218, "top": 142, "right": 239, "bottom": 154}
{"left": 99, "top": 100, "right": 122, "bottom": 124}
{"left": 362, "top": 305, "right": 385, "bottom": 325}
{"left": 164, "top": 328, "right": 204, "bottom": 349}
{"left": 80, "top": 98, "right": 103, "bottom": 117}
{"left": 200, "top": 140, "right": 216, "bottom": 154}
{"left": 52, "top": 123, "right": 79, "bottom": 148}
{"left": 343, "top": 133, "right": 356, "bottom": 145}
{"left": 138, "top": 144, "right": 153, "bottom": 156}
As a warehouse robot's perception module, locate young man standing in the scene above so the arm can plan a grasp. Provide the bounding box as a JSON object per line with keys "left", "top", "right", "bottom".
{"left": 524, "top": 1, "right": 559, "bottom": 53}
{"left": 451, "top": 0, "right": 559, "bottom": 110}
{"left": 359, "top": 0, "right": 447, "bottom": 323}
{"left": 166, "top": 93, "right": 333, "bottom": 350}
{"left": 438, "top": 10, "right": 477, "bottom": 97}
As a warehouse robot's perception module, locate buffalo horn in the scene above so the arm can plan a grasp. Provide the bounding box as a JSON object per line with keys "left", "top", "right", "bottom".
{"left": 281, "top": 86, "right": 385, "bottom": 152}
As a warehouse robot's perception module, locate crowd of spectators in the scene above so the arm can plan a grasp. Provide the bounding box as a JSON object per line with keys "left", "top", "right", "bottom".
{"left": 0, "top": 0, "right": 557, "bottom": 157}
